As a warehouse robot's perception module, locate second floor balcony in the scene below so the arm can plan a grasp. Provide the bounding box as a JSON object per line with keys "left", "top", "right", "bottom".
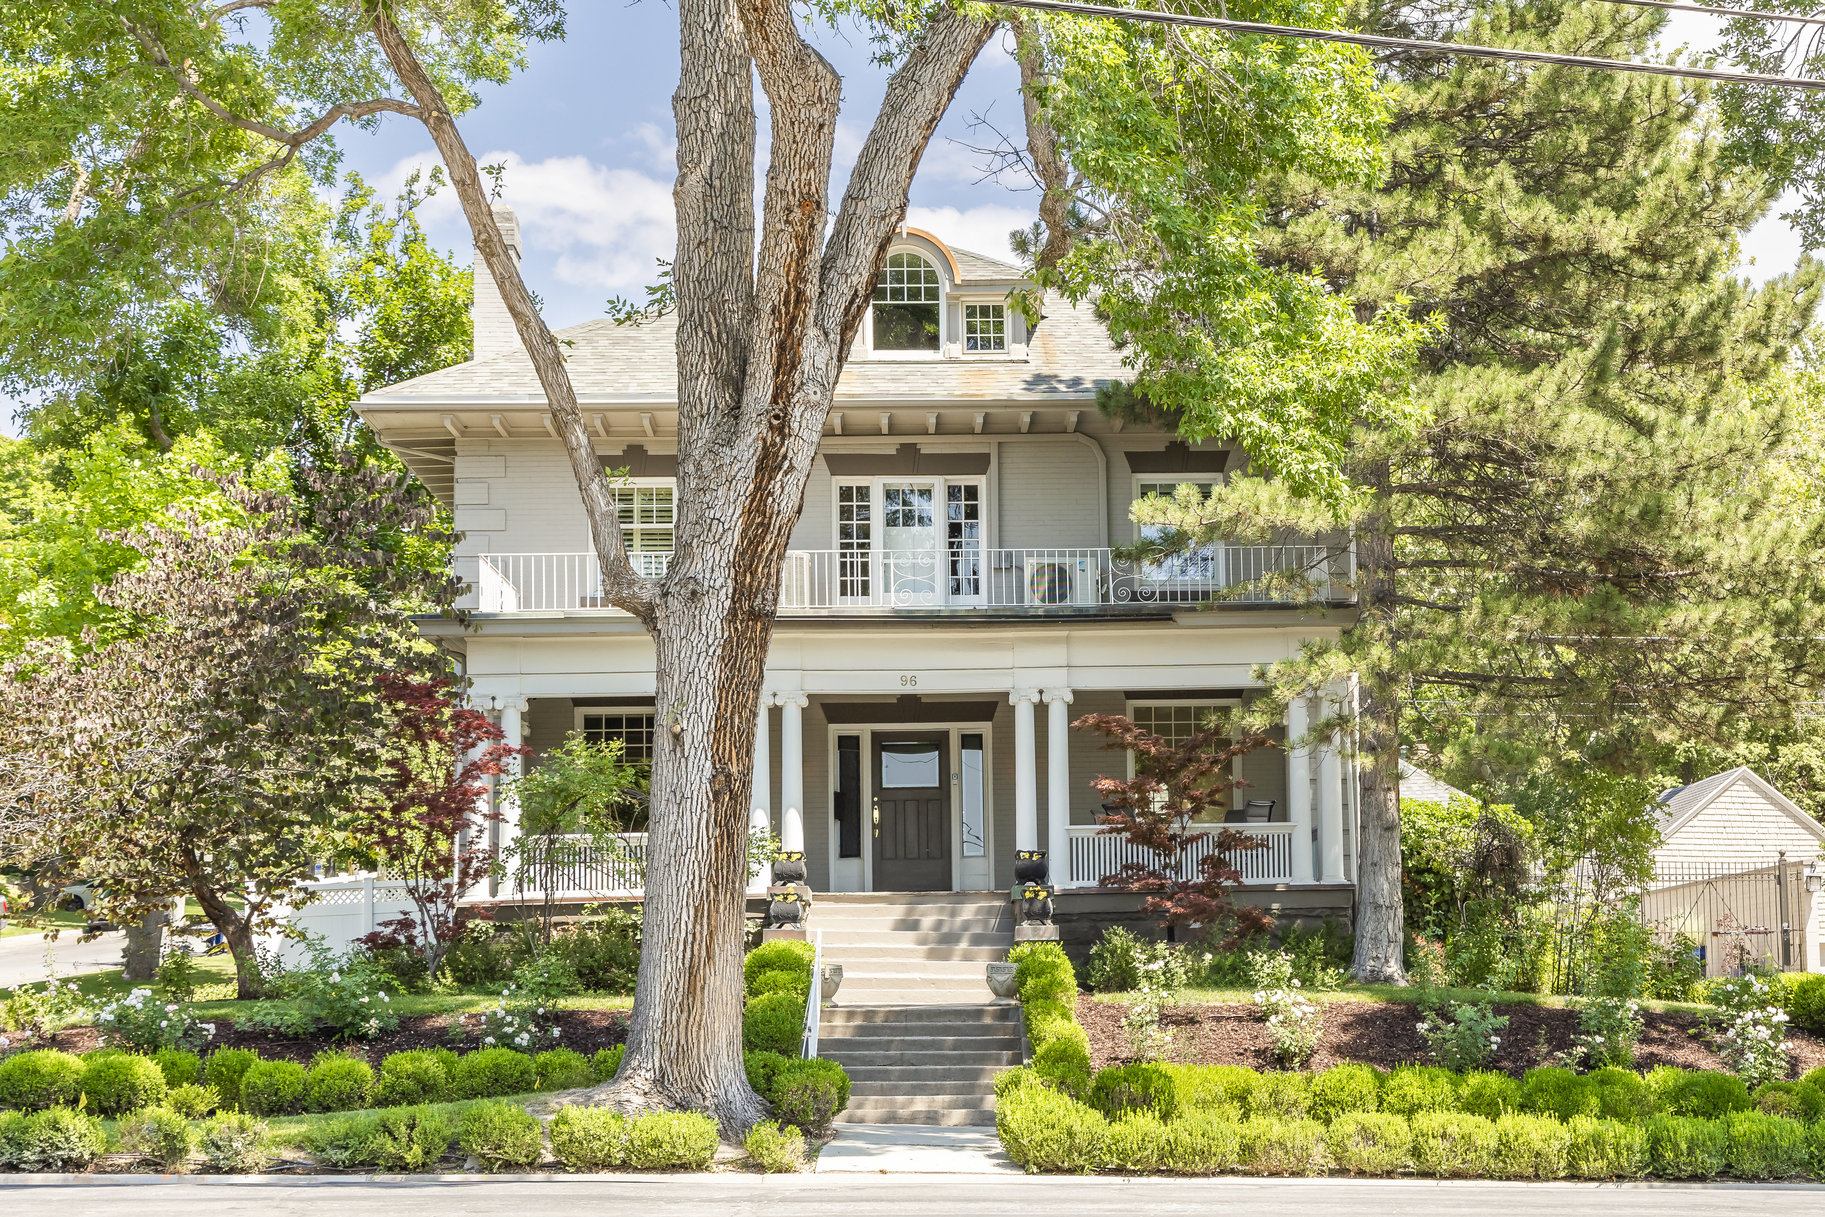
{"left": 466, "top": 544, "right": 1353, "bottom": 615}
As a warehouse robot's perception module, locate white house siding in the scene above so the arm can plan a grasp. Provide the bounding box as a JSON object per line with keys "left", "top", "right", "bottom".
{"left": 452, "top": 439, "right": 592, "bottom": 556}
{"left": 995, "top": 438, "right": 1104, "bottom": 549}
{"left": 1653, "top": 785, "right": 1825, "bottom": 867}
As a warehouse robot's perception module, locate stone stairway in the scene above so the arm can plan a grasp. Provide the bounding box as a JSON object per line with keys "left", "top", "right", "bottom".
{"left": 812, "top": 893, "right": 1020, "bottom": 1127}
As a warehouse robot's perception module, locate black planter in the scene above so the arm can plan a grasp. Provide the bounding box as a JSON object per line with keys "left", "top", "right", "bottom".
{"left": 1013, "top": 850, "right": 1049, "bottom": 886}
{"left": 1018, "top": 885, "right": 1055, "bottom": 925}
{"left": 772, "top": 851, "right": 808, "bottom": 885}
{"left": 767, "top": 892, "right": 804, "bottom": 929}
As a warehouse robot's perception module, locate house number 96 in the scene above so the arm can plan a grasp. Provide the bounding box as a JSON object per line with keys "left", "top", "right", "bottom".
{"left": 900, "top": 675, "right": 918, "bottom": 687}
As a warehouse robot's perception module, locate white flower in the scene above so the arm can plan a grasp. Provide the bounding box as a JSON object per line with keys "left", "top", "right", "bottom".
{"left": 1291, "top": 979, "right": 1302, "bottom": 988}
{"left": 164, "top": 1004, "right": 179, "bottom": 1013}
{"left": 359, "top": 996, "right": 369, "bottom": 1004}
{"left": 329, "top": 972, "right": 340, "bottom": 983}
{"left": 483, "top": 1036, "right": 495, "bottom": 1045}
{"left": 1417, "top": 1022, "right": 1428, "bottom": 1032}
{"left": 379, "top": 993, "right": 390, "bottom": 1003}
{"left": 160, "top": 1020, "right": 168, "bottom": 1027}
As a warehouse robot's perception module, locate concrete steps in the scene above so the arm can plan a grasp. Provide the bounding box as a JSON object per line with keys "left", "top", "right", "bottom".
{"left": 817, "top": 894, "right": 1013, "bottom": 1006}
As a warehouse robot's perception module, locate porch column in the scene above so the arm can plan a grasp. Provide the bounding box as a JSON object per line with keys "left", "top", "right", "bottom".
{"left": 1044, "top": 689, "right": 1075, "bottom": 888}
{"left": 1318, "top": 682, "right": 1347, "bottom": 883}
{"left": 749, "top": 695, "right": 775, "bottom": 894}
{"left": 495, "top": 698, "right": 528, "bottom": 873}
{"left": 779, "top": 693, "right": 808, "bottom": 854}
{"left": 1286, "top": 692, "right": 1315, "bottom": 884}
{"left": 1011, "top": 690, "right": 1041, "bottom": 865}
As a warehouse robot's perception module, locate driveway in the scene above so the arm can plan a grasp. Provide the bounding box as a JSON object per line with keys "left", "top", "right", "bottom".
{"left": 2, "top": 1175, "right": 1823, "bottom": 1216}
{"left": 0, "top": 928, "right": 125, "bottom": 989}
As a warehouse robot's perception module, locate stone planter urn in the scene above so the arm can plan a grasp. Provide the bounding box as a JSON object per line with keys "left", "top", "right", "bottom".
{"left": 1013, "top": 849, "right": 1049, "bottom": 885}
{"left": 820, "top": 963, "right": 844, "bottom": 1003}
{"left": 986, "top": 961, "right": 1020, "bottom": 1002}
{"left": 772, "top": 851, "right": 808, "bottom": 885}
{"left": 767, "top": 890, "right": 804, "bottom": 929}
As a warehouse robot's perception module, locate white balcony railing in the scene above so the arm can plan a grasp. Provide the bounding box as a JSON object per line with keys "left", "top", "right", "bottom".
{"left": 472, "top": 545, "right": 1349, "bottom": 614}
{"left": 1067, "top": 823, "right": 1296, "bottom": 886}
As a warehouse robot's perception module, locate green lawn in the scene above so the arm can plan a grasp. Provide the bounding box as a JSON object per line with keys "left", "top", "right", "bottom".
{"left": 1091, "top": 983, "right": 1714, "bottom": 1016}
{"left": 0, "top": 909, "right": 91, "bottom": 940}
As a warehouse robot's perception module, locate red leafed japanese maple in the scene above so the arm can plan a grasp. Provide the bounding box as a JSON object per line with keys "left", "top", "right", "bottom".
{"left": 1075, "top": 711, "right": 1275, "bottom": 937}
{"left": 356, "top": 675, "right": 526, "bottom": 980}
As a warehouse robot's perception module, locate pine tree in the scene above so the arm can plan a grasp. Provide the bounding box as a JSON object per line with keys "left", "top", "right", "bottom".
{"left": 1129, "top": 0, "right": 1825, "bottom": 980}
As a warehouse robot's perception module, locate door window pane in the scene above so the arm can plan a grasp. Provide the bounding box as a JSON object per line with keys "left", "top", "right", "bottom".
{"left": 836, "top": 735, "right": 862, "bottom": 859}
{"left": 837, "top": 482, "right": 872, "bottom": 598}
{"left": 960, "top": 733, "right": 985, "bottom": 858}
{"left": 879, "top": 742, "right": 941, "bottom": 788}
{"left": 947, "top": 483, "right": 981, "bottom": 598}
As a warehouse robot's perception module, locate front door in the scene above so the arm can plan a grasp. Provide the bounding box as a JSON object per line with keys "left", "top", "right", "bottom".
{"left": 873, "top": 732, "right": 951, "bottom": 891}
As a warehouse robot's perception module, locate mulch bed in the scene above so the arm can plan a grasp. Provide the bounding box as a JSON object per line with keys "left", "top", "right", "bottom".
{"left": 1080, "top": 997, "right": 1825, "bottom": 1077}
{"left": 28, "top": 1007, "right": 632, "bottom": 1064}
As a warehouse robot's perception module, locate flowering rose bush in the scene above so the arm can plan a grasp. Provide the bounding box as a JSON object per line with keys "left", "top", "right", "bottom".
{"left": 476, "top": 984, "right": 563, "bottom": 1052}
{"left": 2, "top": 970, "right": 90, "bottom": 1040}
{"left": 245, "top": 939, "right": 398, "bottom": 1040}
{"left": 1417, "top": 999, "right": 1507, "bottom": 1071}
{"left": 1569, "top": 996, "right": 1643, "bottom": 1068}
{"left": 96, "top": 988, "right": 214, "bottom": 1052}
{"left": 1120, "top": 957, "right": 1179, "bottom": 1060}
{"left": 1709, "top": 974, "right": 1790, "bottom": 1087}
{"left": 1253, "top": 980, "right": 1323, "bottom": 1067}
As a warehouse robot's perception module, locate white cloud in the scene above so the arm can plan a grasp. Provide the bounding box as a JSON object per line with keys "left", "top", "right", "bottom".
{"left": 904, "top": 203, "right": 1035, "bottom": 264}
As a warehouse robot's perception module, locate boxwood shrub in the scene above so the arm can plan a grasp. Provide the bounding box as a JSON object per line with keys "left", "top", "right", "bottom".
{"left": 459, "top": 1100, "right": 543, "bottom": 1172}
{"left": 1328, "top": 1112, "right": 1411, "bottom": 1174}
{"left": 624, "top": 1110, "right": 720, "bottom": 1170}
{"left": 371, "top": 1050, "right": 454, "bottom": 1108}
{"left": 1164, "top": 1064, "right": 1253, "bottom": 1116}
{"left": 742, "top": 991, "right": 804, "bottom": 1057}
{"left": 743, "top": 940, "right": 814, "bottom": 998}
{"left": 0, "top": 1050, "right": 87, "bottom": 1112}
{"left": 1160, "top": 1109, "right": 1241, "bottom": 1174}
{"left": 238, "top": 1060, "right": 308, "bottom": 1117}
{"left": 1103, "top": 1113, "right": 1168, "bottom": 1173}
{"left": 152, "top": 1049, "right": 201, "bottom": 1089}
{"left": 204, "top": 1048, "right": 262, "bottom": 1111}
{"left": 1724, "top": 1111, "right": 1810, "bottom": 1179}
{"left": 1519, "top": 1067, "right": 1600, "bottom": 1122}
{"left": 1009, "top": 942, "right": 1078, "bottom": 1010}
{"left": 1492, "top": 1112, "right": 1570, "bottom": 1179}
{"left": 1238, "top": 1116, "right": 1326, "bottom": 1176}
{"left": 1089, "top": 1063, "right": 1177, "bottom": 1122}
{"left": 997, "top": 1084, "right": 1107, "bottom": 1173}
{"left": 81, "top": 1052, "right": 168, "bottom": 1116}
{"left": 549, "top": 1105, "right": 628, "bottom": 1171}
{"left": 1753, "top": 1080, "right": 1825, "bottom": 1122}
{"left": 1246, "top": 1071, "right": 1310, "bottom": 1121}
{"left": 18, "top": 1107, "right": 107, "bottom": 1172}
{"left": 1646, "top": 1115, "right": 1726, "bottom": 1179}
{"left": 1380, "top": 1065, "right": 1459, "bottom": 1117}
{"left": 1667, "top": 1071, "right": 1751, "bottom": 1120}
{"left": 1456, "top": 1070, "right": 1521, "bottom": 1119}
{"left": 1308, "top": 1063, "right": 1380, "bottom": 1123}
{"left": 1409, "top": 1111, "right": 1497, "bottom": 1178}
{"left": 772, "top": 1057, "right": 851, "bottom": 1135}
{"left": 591, "top": 1045, "right": 627, "bottom": 1084}
{"left": 1564, "top": 1116, "right": 1646, "bottom": 1179}
{"left": 449, "top": 1047, "right": 537, "bottom": 1100}
{"left": 534, "top": 1047, "right": 592, "bottom": 1091}
{"left": 1589, "top": 1067, "right": 1652, "bottom": 1121}
{"left": 305, "top": 1054, "right": 374, "bottom": 1113}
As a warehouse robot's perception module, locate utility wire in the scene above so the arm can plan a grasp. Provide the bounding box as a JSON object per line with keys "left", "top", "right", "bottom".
{"left": 998, "top": 0, "right": 1825, "bottom": 90}
{"left": 1573, "top": 0, "right": 1825, "bottom": 28}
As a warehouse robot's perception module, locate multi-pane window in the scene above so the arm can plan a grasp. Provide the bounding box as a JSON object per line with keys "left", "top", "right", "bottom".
{"left": 1130, "top": 702, "right": 1233, "bottom": 821}
{"left": 963, "top": 304, "right": 1006, "bottom": 352}
{"left": 579, "top": 711, "right": 656, "bottom": 766}
{"left": 610, "top": 484, "right": 674, "bottom": 575}
{"left": 872, "top": 252, "right": 941, "bottom": 351}
{"left": 947, "top": 483, "right": 981, "bottom": 597}
{"left": 1135, "top": 480, "right": 1218, "bottom": 581}
{"left": 883, "top": 484, "right": 935, "bottom": 530}
{"left": 837, "top": 483, "right": 872, "bottom": 598}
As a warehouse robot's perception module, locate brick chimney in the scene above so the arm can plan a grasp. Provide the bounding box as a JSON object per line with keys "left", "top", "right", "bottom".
{"left": 471, "top": 203, "right": 524, "bottom": 362}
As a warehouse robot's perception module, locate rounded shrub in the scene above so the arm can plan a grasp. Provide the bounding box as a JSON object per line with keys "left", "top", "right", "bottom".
{"left": 1492, "top": 1112, "right": 1569, "bottom": 1179}
{"left": 152, "top": 1049, "right": 201, "bottom": 1089}
{"left": 1753, "top": 1080, "right": 1825, "bottom": 1122}
{"left": 742, "top": 991, "right": 804, "bottom": 1057}
{"left": 81, "top": 1052, "right": 168, "bottom": 1116}
{"left": 1165, "top": 1064, "right": 1253, "bottom": 1116}
{"left": 1308, "top": 1063, "right": 1379, "bottom": 1123}
{"left": 1409, "top": 1111, "right": 1497, "bottom": 1177}
{"left": 1380, "top": 1065, "right": 1459, "bottom": 1117}
{"left": 1646, "top": 1114, "right": 1726, "bottom": 1179}
{"left": 1246, "top": 1071, "right": 1310, "bottom": 1121}
{"left": 1724, "top": 1111, "right": 1810, "bottom": 1179}
{"left": 0, "top": 1110, "right": 27, "bottom": 1170}
{"left": 1518, "top": 1067, "right": 1599, "bottom": 1121}
{"left": 238, "top": 1059, "right": 307, "bottom": 1117}
{"left": 167, "top": 1083, "right": 220, "bottom": 1119}
{"left": 1010, "top": 942, "right": 1078, "bottom": 1010}
{"left": 304, "top": 1113, "right": 377, "bottom": 1167}
{"left": 1565, "top": 1116, "right": 1646, "bottom": 1179}
{"left": 743, "top": 1119, "right": 804, "bottom": 1173}
{"left": 1801, "top": 1064, "right": 1825, "bottom": 1093}
{"left": 1456, "top": 1070, "right": 1521, "bottom": 1120}
{"left": 591, "top": 1045, "right": 626, "bottom": 1084}
{"left": 1160, "top": 1109, "right": 1241, "bottom": 1174}
{"left": 1644, "top": 1065, "right": 1692, "bottom": 1112}
{"left": 744, "top": 1049, "right": 792, "bottom": 1100}
{"left": 1667, "top": 1071, "right": 1751, "bottom": 1120}
{"left": 625, "top": 1110, "right": 720, "bottom": 1171}
{"left": 534, "top": 1047, "right": 592, "bottom": 1091}
{"left": 197, "top": 1111, "right": 268, "bottom": 1174}
{"left": 748, "top": 969, "right": 809, "bottom": 1000}
{"left": 772, "top": 1058, "right": 851, "bottom": 1135}
{"left": 459, "top": 1100, "right": 543, "bottom": 1172}
{"left": 550, "top": 1104, "right": 628, "bottom": 1171}
{"left": 0, "top": 1050, "right": 86, "bottom": 1112}
{"left": 1589, "top": 1067, "right": 1652, "bottom": 1121}
{"left": 372, "top": 1050, "right": 453, "bottom": 1108}
{"left": 449, "top": 1047, "right": 538, "bottom": 1100}
{"left": 119, "top": 1106, "right": 195, "bottom": 1172}
{"left": 21, "top": 1107, "right": 106, "bottom": 1172}
{"left": 305, "top": 1054, "right": 375, "bottom": 1113}
{"left": 1030, "top": 1026, "right": 1092, "bottom": 1099}
{"left": 1104, "top": 1113, "right": 1168, "bottom": 1173}
{"left": 1089, "top": 1063, "right": 1178, "bottom": 1121}
{"left": 995, "top": 1084, "right": 1107, "bottom": 1173}
{"left": 1238, "top": 1116, "right": 1326, "bottom": 1176}
{"left": 203, "top": 1048, "right": 261, "bottom": 1111}
{"left": 995, "top": 1067, "right": 1040, "bottom": 1101}
{"left": 743, "top": 940, "right": 813, "bottom": 998}
{"left": 362, "top": 1106, "right": 456, "bottom": 1172}
{"left": 1328, "top": 1112, "right": 1411, "bottom": 1175}
{"left": 1785, "top": 973, "right": 1825, "bottom": 1033}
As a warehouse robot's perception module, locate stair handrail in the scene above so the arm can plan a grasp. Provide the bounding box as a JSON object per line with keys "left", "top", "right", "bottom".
{"left": 800, "top": 928, "right": 824, "bottom": 1058}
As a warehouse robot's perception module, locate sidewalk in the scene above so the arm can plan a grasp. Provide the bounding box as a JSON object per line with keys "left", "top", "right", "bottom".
{"left": 815, "top": 1123, "right": 1020, "bottom": 1174}
{"left": 0, "top": 930, "right": 124, "bottom": 989}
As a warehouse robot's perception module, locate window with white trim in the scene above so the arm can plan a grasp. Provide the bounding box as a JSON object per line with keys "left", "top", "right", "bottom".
{"left": 872, "top": 252, "right": 941, "bottom": 351}
{"left": 963, "top": 303, "right": 1006, "bottom": 352}
{"left": 610, "top": 482, "right": 674, "bottom": 576}
{"left": 1128, "top": 700, "right": 1239, "bottom": 823}
{"left": 578, "top": 710, "right": 656, "bottom": 767}
{"left": 1134, "top": 479, "right": 1218, "bottom": 581}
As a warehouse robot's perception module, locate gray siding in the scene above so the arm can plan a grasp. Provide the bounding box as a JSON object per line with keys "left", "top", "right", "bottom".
{"left": 996, "top": 438, "right": 1102, "bottom": 549}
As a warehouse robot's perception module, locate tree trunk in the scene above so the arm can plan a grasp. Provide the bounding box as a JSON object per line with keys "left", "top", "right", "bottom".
{"left": 120, "top": 908, "right": 165, "bottom": 982}
{"left": 1349, "top": 470, "right": 1407, "bottom": 984}
{"left": 188, "top": 870, "right": 261, "bottom": 999}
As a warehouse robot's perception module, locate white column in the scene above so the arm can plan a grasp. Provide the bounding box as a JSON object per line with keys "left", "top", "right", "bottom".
{"left": 496, "top": 698, "right": 527, "bottom": 854}
{"left": 779, "top": 693, "right": 808, "bottom": 854}
{"left": 749, "top": 695, "right": 775, "bottom": 894}
{"left": 1044, "top": 689, "right": 1074, "bottom": 888}
{"left": 1011, "top": 690, "right": 1041, "bottom": 865}
{"left": 1286, "top": 692, "right": 1315, "bottom": 884}
{"left": 1318, "top": 683, "right": 1347, "bottom": 884}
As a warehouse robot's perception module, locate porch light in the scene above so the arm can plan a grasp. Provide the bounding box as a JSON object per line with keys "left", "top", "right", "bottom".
{"left": 1806, "top": 861, "right": 1822, "bottom": 894}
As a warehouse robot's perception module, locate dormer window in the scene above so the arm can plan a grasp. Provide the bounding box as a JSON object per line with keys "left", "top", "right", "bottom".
{"left": 873, "top": 252, "right": 941, "bottom": 352}
{"left": 964, "top": 304, "right": 1006, "bottom": 352}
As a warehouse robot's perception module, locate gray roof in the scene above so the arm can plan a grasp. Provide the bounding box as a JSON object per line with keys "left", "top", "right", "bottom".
{"left": 1399, "top": 762, "right": 1470, "bottom": 803}
{"left": 1654, "top": 766, "right": 1825, "bottom": 842}
{"left": 949, "top": 246, "right": 1026, "bottom": 281}
{"left": 360, "top": 290, "right": 1129, "bottom": 407}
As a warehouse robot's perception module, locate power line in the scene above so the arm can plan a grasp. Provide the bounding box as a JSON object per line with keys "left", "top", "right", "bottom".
{"left": 998, "top": 0, "right": 1825, "bottom": 91}
{"left": 1577, "top": 0, "right": 1825, "bottom": 29}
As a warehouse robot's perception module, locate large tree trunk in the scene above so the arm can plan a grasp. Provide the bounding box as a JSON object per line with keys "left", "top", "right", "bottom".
{"left": 1349, "top": 470, "right": 1407, "bottom": 984}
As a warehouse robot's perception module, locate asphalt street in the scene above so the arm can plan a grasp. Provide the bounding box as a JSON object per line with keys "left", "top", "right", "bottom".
{"left": 0, "top": 929, "right": 125, "bottom": 989}
{"left": 3, "top": 1175, "right": 1824, "bottom": 1216}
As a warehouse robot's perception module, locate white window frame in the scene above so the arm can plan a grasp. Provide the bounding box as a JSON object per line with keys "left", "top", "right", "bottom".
{"left": 828, "top": 475, "right": 987, "bottom": 606}
{"left": 1124, "top": 698, "right": 1241, "bottom": 824}
{"left": 573, "top": 706, "right": 659, "bottom": 768}
{"left": 962, "top": 301, "right": 1007, "bottom": 353}
{"left": 866, "top": 248, "right": 947, "bottom": 359}
{"left": 1130, "top": 475, "right": 1224, "bottom": 586}
{"left": 825, "top": 721, "right": 996, "bottom": 893}
{"left": 608, "top": 477, "right": 676, "bottom": 579}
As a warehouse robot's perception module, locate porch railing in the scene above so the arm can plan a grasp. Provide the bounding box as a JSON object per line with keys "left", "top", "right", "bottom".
{"left": 498, "top": 833, "right": 649, "bottom": 899}
{"left": 1066, "top": 822, "right": 1297, "bottom": 886}
{"left": 473, "top": 545, "right": 1350, "bottom": 614}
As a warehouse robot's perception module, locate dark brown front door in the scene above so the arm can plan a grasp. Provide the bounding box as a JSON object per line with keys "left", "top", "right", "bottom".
{"left": 873, "top": 733, "right": 951, "bottom": 891}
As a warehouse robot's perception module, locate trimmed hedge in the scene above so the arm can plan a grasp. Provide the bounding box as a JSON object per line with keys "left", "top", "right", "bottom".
{"left": 742, "top": 991, "right": 804, "bottom": 1057}
{"left": 81, "top": 1053, "right": 168, "bottom": 1116}
{"left": 449, "top": 1047, "right": 538, "bottom": 1100}
{"left": 744, "top": 940, "right": 815, "bottom": 999}
{"left": 0, "top": 1051, "right": 86, "bottom": 1113}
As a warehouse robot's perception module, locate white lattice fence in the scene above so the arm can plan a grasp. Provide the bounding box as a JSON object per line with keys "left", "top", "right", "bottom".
{"left": 1067, "top": 824, "right": 1295, "bottom": 886}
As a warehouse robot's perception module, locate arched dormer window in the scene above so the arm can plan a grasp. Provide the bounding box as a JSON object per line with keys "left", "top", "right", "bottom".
{"left": 872, "top": 251, "right": 941, "bottom": 352}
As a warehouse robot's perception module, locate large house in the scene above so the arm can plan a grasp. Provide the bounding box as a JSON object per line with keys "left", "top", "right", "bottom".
{"left": 355, "top": 209, "right": 1362, "bottom": 936}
